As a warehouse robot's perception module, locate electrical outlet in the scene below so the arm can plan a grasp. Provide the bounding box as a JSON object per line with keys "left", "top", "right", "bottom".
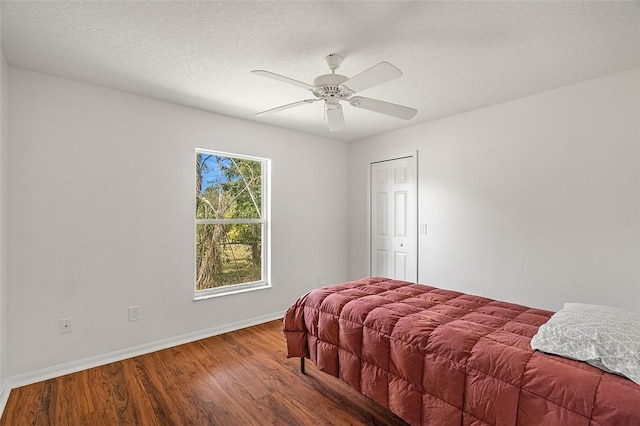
{"left": 317, "top": 275, "right": 325, "bottom": 285}
{"left": 59, "top": 317, "right": 73, "bottom": 334}
{"left": 128, "top": 306, "right": 140, "bottom": 322}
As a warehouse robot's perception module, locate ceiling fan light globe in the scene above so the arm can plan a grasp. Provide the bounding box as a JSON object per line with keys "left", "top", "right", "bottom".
{"left": 325, "top": 98, "right": 341, "bottom": 110}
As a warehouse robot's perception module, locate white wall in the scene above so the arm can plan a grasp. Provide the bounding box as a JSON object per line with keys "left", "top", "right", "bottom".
{"left": 0, "top": 51, "right": 8, "bottom": 396}
{"left": 349, "top": 68, "right": 640, "bottom": 313}
{"left": 7, "top": 68, "right": 349, "bottom": 378}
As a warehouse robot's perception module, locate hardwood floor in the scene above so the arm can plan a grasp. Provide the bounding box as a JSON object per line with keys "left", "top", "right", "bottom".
{"left": 1, "top": 320, "right": 408, "bottom": 425}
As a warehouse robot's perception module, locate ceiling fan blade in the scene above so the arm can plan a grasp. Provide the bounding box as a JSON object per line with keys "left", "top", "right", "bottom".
{"left": 349, "top": 96, "right": 417, "bottom": 120}
{"left": 252, "top": 70, "right": 313, "bottom": 91}
{"left": 255, "top": 99, "right": 318, "bottom": 116}
{"left": 340, "top": 62, "right": 402, "bottom": 93}
{"left": 326, "top": 104, "right": 345, "bottom": 132}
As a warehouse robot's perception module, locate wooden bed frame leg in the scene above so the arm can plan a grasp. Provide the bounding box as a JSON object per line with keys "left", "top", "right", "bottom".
{"left": 300, "top": 357, "right": 306, "bottom": 375}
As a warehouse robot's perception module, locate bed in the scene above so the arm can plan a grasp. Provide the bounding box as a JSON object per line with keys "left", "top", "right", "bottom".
{"left": 283, "top": 277, "right": 640, "bottom": 425}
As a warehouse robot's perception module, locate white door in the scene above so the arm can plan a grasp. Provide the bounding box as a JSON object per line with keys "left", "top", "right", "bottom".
{"left": 370, "top": 156, "right": 417, "bottom": 281}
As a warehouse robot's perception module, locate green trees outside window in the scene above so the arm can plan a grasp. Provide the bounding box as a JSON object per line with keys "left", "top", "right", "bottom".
{"left": 195, "top": 151, "right": 267, "bottom": 293}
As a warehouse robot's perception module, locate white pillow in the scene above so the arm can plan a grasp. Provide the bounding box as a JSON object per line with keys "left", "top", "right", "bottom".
{"left": 530, "top": 302, "right": 640, "bottom": 385}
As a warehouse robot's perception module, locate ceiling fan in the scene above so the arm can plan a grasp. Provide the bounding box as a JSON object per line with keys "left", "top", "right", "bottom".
{"left": 252, "top": 54, "right": 417, "bottom": 132}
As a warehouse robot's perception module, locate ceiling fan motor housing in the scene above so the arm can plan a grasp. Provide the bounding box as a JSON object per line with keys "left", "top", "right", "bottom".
{"left": 312, "top": 73, "right": 352, "bottom": 99}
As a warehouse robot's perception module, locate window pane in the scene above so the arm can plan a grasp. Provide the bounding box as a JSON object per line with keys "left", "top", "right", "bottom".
{"left": 196, "top": 154, "right": 262, "bottom": 220}
{"left": 196, "top": 223, "right": 263, "bottom": 290}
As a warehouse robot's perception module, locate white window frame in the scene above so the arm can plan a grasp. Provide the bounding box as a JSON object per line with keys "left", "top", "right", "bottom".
{"left": 194, "top": 149, "right": 270, "bottom": 300}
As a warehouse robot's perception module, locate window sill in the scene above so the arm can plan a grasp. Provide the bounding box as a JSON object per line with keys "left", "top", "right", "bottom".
{"left": 193, "top": 282, "right": 272, "bottom": 301}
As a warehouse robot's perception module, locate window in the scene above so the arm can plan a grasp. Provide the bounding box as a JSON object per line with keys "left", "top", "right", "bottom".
{"left": 195, "top": 149, "right": 269, "bottom": 298}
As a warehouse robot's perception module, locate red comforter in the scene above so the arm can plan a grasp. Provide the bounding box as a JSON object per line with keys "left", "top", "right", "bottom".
{"left": 283, "top": 277, "right": 640, "bottom": 425}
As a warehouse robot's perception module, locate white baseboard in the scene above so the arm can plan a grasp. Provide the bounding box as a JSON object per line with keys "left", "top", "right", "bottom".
{"left": 1, "top": 311, "right": 283, "bottom": 417}
{"left": 0, "top": 380, "right": 9, "bottom": 419}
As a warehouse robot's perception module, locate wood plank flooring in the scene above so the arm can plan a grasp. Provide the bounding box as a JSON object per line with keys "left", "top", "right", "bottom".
{"left": 1, "top": 320, "right": 408, "bottom": 425}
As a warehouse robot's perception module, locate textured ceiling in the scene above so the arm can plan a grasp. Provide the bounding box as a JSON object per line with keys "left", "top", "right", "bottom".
{"left": 2, "top": 1, "right": 639, "bottom": 142}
